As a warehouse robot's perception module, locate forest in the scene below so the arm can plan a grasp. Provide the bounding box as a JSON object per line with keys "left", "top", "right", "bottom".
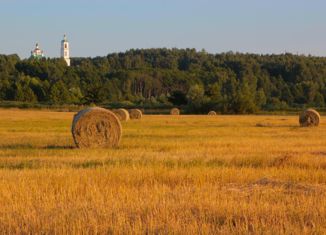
{"left": 0, "top": 48, "right": 325, "bottom": 113}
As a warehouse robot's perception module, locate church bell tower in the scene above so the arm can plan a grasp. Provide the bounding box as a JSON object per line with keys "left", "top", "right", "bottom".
{"left": 61, "top": 34, "right": 70, "bottom": 66}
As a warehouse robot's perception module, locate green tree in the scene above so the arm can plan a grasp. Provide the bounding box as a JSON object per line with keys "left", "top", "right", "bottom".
{"left": 234, "top": 81, "right": 257, "bottom": 113}
{"left": 187, "top": 84, "right": 207, "bottom": 112}
{"left": 255, "top": 88, "right": 267, "bottom": 109}
{"left": 49, "top": 81, "right": 71, "bottom": 104}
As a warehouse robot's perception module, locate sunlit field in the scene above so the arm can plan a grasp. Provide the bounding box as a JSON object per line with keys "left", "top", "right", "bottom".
{"left": 0, "top": 109, "right": 325, "bottom": 234}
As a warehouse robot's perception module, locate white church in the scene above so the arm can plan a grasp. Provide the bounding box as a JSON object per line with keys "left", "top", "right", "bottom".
{"left": 60, "top": 34, "right": 70, "bottom": 66}
{"left": 30, "top": 34, "right": 71, "bottom": 66}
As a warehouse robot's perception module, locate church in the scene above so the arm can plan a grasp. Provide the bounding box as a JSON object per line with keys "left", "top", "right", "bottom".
{"left": 61, "top": 34, "right": 70, "bottom": 66}
{"left": 30, "top": 35, "right": 71, "bottom": 66}
{"left": 30, "top": 43, "right": 44, "bottom": 59}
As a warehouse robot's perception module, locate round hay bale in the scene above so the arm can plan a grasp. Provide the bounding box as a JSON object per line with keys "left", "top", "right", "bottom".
{"left": 113, "top": 108, "right": 130, "bottom": 121}
{"left": 299, "top": 109, "right": 320, "bottom": 127}
{"left": 71, "top": 107, "right": 122, "bottom": 148}
{"left": 170, "top": 108, "right": 180, "bottom": 115}
{"left": 129, "top": 109, "right": 142, "bottom": 120}
{"left": 208, "top": 111, "right": 217, "bottom": 116}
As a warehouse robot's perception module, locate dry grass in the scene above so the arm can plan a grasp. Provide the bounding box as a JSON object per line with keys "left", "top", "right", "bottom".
{"left": 0, "top": 109, "right": 325, "bottom": 234}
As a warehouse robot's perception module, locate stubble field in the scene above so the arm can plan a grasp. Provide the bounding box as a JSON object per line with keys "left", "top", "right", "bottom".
{"left": 0, "top": 109, "right": 325, "bottom": 234}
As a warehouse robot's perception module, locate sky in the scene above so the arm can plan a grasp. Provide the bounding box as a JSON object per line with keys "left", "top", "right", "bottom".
{"left": 1, "top": 0, "right": 326, "bottom": 58}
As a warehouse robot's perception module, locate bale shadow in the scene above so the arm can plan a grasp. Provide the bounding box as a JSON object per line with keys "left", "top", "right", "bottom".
{"left": 255, "top": 123, "right": 298, "bottom": 128}
{"left": 0, "top": 144, "right": 74, "bottom": 150}
{"left": 0, "top": 144, "right": 34, "bottom": 149}
{"left": 44, "top": 145, "right": 75, "bottom": 150}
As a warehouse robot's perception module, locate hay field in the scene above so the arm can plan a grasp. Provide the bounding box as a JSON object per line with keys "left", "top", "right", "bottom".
{"left": 0, "top": 109, "right": 325, "bottom": 234}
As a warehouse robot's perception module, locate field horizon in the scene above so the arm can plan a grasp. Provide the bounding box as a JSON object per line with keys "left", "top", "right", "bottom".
{"left": 0, "top": 109, "right": 325, "bottom": 234}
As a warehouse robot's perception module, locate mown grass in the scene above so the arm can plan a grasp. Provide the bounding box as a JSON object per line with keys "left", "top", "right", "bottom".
{"left": 0, "top": 109, "right": 325, "bottom": 234}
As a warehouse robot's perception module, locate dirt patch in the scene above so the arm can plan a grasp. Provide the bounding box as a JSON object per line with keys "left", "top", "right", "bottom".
{"left": 225, "top": 178, "right": 326, "bottom": 195}
{"left": 311, "top": 151, "right": 326, "bottom": 157}
{"left": 271, "top": 154, "right": 292, "bottom": 167}
{"left": 251, "top": 178, "right": 325, "bottom": 194}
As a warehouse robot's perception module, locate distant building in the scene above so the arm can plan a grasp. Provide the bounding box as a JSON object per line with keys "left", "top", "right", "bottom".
{"left": 61, "top": 34, "right": 70, "bottom": 66}
{"left": 30, "top": 43, "right": 44, "bottom": 59}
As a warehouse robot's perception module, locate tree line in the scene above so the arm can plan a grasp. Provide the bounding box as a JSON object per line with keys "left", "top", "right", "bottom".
{"left": 0, "top": 48, "right": 325, "bottom": 113}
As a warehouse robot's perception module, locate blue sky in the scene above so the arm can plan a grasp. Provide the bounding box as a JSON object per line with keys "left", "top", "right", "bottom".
{"left": 1, "top": 0, "right": 326, "bottom": 58}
